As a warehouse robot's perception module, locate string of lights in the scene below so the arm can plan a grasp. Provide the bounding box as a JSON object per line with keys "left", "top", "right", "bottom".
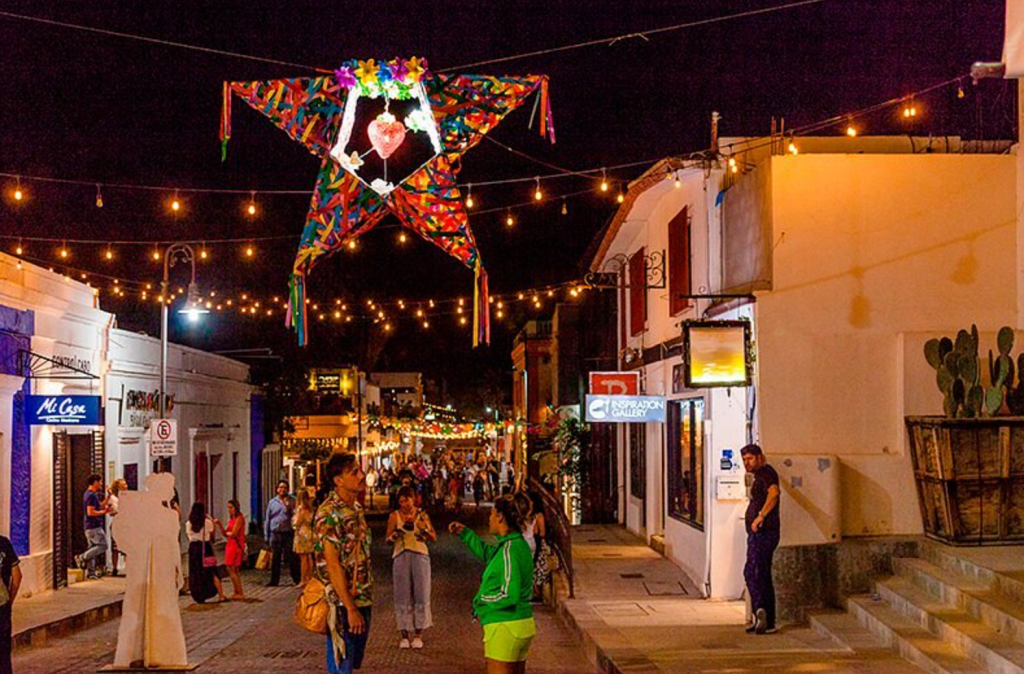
{"left": 0, "top": 72, "right": 970, "bottom": 214}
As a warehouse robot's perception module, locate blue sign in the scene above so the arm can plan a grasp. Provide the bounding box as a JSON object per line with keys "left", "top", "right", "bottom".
{"left": 585, "top": 395, "right": 666, "bottom": 423}
{"left": 26, "top": 395, "right": 103, "bottom": 426}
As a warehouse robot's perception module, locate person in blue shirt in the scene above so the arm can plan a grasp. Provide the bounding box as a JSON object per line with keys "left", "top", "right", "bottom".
{"left": 75, "top": 474, "right": 109, "bottom": 580}
{"left": 264, "top": 480, "right": 300, "bottom": 586}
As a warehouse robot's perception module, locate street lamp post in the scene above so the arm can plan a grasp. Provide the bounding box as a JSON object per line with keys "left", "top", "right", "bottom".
{"left": 159, "top": 243, "right": 208, "bottom": 420}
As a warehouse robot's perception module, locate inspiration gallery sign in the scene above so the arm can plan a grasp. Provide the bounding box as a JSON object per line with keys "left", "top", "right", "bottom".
{"left": 584, "top": 395, "right": 666, "bottom": 423}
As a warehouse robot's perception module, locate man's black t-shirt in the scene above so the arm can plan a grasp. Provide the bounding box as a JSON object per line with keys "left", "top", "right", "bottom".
{"left": 745, "top": 464, "right": 780, "bottom": 535}
{"left": 0, "top": 535, "right": 19, "bottom": 588}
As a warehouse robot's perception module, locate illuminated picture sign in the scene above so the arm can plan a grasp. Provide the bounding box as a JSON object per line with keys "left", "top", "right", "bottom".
{"left": 683, "top": 320, "right": 753, "bottom": 388}
{"left": 27, "top": 395, "right": 103, "bottom": 426}
{"left": 585, "top": 395, "right": 666, "bottom": 423}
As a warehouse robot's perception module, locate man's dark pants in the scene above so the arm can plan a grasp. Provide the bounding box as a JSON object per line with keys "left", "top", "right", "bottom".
{"left": 269, "top": 531, "right": 301, "bottom": 586}
{"left": 744, "top": 529, "right": 779, "bottom": 629}
{"left": 1, "top": 603, "right": 12, "bottom": 674}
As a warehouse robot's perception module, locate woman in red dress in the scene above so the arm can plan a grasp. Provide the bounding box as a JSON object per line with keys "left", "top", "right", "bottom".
{"left": 216, "top": 499, "right": 247, "bottom": 600}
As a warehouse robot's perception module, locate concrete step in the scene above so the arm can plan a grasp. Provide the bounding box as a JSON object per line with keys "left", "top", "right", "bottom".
{"left": 918, "top": 540, "right": 1024, "bottom": 606}
{"left": 847, "top": 595, "right": 989, "bottom": 673}
{"left": 875, "top": 575, "right": 1024, "bottom": 673}
{"left": 810, "top": 609, "right": 895, "bottom": 652}
{"left": 896, "top": 556, "right": 1024, "bottom": 645}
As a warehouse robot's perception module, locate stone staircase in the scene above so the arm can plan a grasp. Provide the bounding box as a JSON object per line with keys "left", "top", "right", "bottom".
{"left": 811, "top": 539, "right": 1024, "bottom": 673}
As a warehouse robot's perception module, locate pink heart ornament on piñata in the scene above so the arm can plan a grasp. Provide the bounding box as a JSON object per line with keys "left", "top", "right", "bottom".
{"left": 368, "top": 113, "right": 407, "bottom": 159}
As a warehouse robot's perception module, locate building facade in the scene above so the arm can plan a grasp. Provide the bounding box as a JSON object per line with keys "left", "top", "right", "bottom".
{"left": 590, "top": 136, "right": 1019, "bottom": 599}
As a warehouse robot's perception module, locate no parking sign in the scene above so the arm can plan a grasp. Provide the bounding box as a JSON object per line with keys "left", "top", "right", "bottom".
{"left": 149, "top": 418, "right": 178, "bottom": 457}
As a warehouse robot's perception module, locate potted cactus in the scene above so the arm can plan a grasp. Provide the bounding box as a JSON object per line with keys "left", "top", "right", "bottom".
{"left": 908, "top": 325, "right": 1024, "bottom": 545}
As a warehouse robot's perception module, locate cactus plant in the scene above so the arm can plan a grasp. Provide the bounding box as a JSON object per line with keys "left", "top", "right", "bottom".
{"left": 927, "top": 325, "right": 1024, "bottom": 417}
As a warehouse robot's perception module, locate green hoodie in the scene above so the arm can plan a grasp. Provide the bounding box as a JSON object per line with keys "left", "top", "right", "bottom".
{"left": 459, "top": 528, "right": 534, "bottom": 626}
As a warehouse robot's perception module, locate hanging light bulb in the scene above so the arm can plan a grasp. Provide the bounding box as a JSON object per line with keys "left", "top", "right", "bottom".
{"left": 247, "top": 191, "right": 257, "bottom": 216}
{"left": 59, "top": 242, "right": 69, "bottom": 259}
{"left": 561, "top": 199, "right": 567, "bottom": 216}
{"left": 398, "top": 232, "right": 407, "bottom": 244}
{"left": 170, "top": 191, "right": 181, "bottom": 212}
{"left": 422, "top": 320, "right": 430, "bottom": 329}
{"left": 95, "top": 184, "right": 104, "bottom": 208}
{"left": 957, "top": 86, "right": 965, "bottom": 99}
{"left": 105, "top": 248, "right": 113, "bottom": 261}
{"left": 505, "top": 211, "right": 514, "bottom": 227}
{"left": 616, "top": 187, "right": 625, "bottom": 204}
{"left": 13, "top": 176, "right": 23, "bottom": 202}
{"left": 788, "top": 141, "right": 799, "bottom": 155}
{"left": 245, "top": 244, "right": 254, "bottom": 258}
{"left": 465, "top": 184, "right": 475, "bottom": 209}
{"left": 533, "top": 177, "right": 543, "bottom": 201}
{"left": 846, "top": 124, "right": 857, "bottom": 137}
{"left": 152, "top": 248, "right": 161, "bottom": 261}
{"left": 459, "top": 316, "right": 467, "bottom": 326}
{"left": 674, "top": 172, "right": 681, "bottom": 189}
{"left": 428, "top": 299, "right": 435, "bottom": 308}
{"left": 600, "top": 168, "right": 609, "bottom": 192}
{"left": 200, "top": 246, "right": 208, "bottom": 260}
{"left": 496, "top": 310, "right": 504, "bottom": 319}
{"left": 348, "top": 240, "right": 357, "bottom": 250}
{"left": 15, "top": 241, "right": 23, "bottom": 256}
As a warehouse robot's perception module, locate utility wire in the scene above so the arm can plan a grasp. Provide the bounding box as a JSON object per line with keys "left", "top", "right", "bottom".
{"left": 0, "top": 10, "right": 330, "bottom": 72}
{"left": 439, "top": 0, "right": 835, "bottom": 71}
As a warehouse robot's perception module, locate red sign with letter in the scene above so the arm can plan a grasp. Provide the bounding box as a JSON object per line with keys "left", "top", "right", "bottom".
{"left": 588, "top": 372, "right": 640, "bottom": 396}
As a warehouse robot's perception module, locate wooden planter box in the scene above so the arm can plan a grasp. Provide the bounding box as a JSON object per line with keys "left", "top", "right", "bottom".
{"left": 906, "top": 416, "right": 1024, "bottom": 545}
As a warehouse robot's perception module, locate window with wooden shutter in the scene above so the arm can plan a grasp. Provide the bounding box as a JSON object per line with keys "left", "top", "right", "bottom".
{"left": 629, "top": 248, "right": 646, "bottom": 337}
{"left": 669, "top": 206, "right": 692, "bottom": 316}
{"left": 619, "top": 267, "right": 627, "bottom": 347}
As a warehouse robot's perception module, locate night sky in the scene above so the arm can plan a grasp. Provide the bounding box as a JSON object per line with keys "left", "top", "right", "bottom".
{"left": 0, "top": 1, "right": 1014, "bottom": 406}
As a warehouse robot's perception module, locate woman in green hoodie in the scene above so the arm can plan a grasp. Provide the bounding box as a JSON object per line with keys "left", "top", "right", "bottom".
{"left": 449, "top": 494, "right": 536, "bottom": 673}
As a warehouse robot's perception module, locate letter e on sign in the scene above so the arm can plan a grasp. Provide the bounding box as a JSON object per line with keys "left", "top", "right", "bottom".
{"left": 149, "top": 418, "right": 178, "bottom": 457}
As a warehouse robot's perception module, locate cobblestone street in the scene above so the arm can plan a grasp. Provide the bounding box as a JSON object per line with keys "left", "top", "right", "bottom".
{"left": 13, "top": 507, "right": 591, "bottom": 673}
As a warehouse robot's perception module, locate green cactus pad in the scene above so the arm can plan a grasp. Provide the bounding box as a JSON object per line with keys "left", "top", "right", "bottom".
{"left": 944, "top": 352, "right": 960, "bottom": 378}
{"left": 998, "top": 326, "right": 1015, "bottom": 356}
{"left": 985, "top": 387, "right": 1004, "bottom": 415}
{"left": 925, "top": 339, "right": 943, "bottom": 369}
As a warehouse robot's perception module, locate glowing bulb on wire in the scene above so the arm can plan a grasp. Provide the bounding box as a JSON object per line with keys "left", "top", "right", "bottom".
{"left": 95, "top": 185, "right": 104, "bottom": 208}
{"left": 846, "top": 125, "right": 857, "bottom": 137}
{"left": 505, "top": 211, "right": 514, "bottom": 227}
{"left": 465, "top": 184, "right": 475, "bottom": 209}
{"left": 600, "top": 168, "right": 609, "bottom": 192}
{"left": 533, "top": 177, "right": 543, "bottom": 201}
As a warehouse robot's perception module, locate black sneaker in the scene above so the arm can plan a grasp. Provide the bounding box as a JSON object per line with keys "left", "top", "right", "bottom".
{"left": 755, "top": 609, "right": 767, "bottom": 635}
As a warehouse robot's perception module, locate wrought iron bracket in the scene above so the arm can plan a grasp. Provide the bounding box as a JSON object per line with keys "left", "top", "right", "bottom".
{"left": 18, "top": 349, "right": 98, "bottom": 380}
{"left": 584, "top": 249, "right": 666, "bottom": 290}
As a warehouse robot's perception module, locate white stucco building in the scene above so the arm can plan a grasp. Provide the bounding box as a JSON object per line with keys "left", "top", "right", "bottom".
{"left": 591, "top": 135, "right": 1019, "bottom": 599}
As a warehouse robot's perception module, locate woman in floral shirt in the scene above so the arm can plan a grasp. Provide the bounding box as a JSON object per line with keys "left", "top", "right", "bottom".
{"left": 315, "top": 453, "right": 372, "bottom": 674}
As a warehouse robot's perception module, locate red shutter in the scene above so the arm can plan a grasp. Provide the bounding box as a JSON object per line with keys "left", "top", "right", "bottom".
{"left": 619, "top": 268, "right": 627, "bottom": 346}
{"left": 629, "top": 247, "right": 646, "bottom": 337}
{"left": 669, "top": 206, "right": 691, "bottom": 316}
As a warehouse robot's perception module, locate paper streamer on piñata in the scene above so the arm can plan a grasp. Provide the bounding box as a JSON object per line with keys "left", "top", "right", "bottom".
{"left": 220, "top": 57, "right": 554, "bottom": 346}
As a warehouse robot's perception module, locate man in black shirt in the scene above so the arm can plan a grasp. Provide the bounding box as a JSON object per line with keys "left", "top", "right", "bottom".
{"left": 741, "top": 444, "right": 780, "bottom": 634}
{"left": 0, "top": 534, "right": 22, "bottom": 674}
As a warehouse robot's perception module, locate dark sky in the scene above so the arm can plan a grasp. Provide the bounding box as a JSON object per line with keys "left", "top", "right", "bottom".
{"left": 0, "top": 0, "right": 1014, "bottom": 404}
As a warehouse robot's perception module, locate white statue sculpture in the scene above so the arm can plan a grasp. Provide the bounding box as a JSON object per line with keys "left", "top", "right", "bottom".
{"left": 111, "top": 472, "right": 189, "bottom": 669}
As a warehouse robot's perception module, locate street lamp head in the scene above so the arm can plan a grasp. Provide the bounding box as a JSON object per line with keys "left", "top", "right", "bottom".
{"left": 178, "top": 282, "right": 210, "bottom": 321}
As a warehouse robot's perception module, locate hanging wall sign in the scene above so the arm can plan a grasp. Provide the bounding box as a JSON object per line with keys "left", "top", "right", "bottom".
{"left": 683, "top": 320, "right": 753, "bottom": 388}
{"left": 588, "top": 372, "right": 640, "bottom": 396}
{"left": 585, "top": 395, "right": 666, "bottom": 423}
{"left": 26, "top": 395, "right": 103, "bottom": 426}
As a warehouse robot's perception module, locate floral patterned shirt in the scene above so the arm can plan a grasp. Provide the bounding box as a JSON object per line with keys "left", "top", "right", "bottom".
{"left": 314, "top": 490, "right": 372, "bottom": 607}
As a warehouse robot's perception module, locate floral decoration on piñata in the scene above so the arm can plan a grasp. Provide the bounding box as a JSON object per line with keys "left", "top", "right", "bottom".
{"left": 334, "top": 57, "right": 430, "bottom": 99}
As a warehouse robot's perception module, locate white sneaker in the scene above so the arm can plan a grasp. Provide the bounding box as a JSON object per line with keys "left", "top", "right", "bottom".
{"left": 399, "top": 638, "right": 411, "bottom": 649}
{"left": 411, "top": 636, "right": 424, "bottom": 649}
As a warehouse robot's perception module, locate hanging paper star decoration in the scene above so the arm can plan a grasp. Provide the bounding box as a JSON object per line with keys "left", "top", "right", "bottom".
{"left": 220, "top": 57, "right": 554, "bottom": 346}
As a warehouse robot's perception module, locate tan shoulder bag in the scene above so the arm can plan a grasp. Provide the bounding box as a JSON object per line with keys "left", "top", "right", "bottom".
{"left": 294, "top": 576, "right": 330, "bottom": 634}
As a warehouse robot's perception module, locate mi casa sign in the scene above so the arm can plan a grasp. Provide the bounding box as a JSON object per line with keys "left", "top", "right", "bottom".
{"left": 584, "top": 395, "right": 666, "bottom": 423}
{"left": 26, "top": 395, "right": 103, "bottom": 426}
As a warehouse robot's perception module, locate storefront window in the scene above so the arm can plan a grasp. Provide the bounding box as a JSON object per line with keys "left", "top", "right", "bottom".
{"left": 668, "top": 398, "right": 704, "bottom": 528}
{"left": 629, "top": 423, "right": 646, "bottom": 500}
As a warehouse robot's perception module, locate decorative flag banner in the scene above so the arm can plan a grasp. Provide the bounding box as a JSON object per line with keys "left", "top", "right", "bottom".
{"left": 221, "top": 57, "right": 554, "bottom": 346}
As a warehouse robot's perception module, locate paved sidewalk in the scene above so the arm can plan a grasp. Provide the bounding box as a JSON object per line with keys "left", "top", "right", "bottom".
{"left": 558, "top": 524, "right": 920, "bottom": 673}
{"left": 12, "top": 575, "right": 126, "bottom": 649}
